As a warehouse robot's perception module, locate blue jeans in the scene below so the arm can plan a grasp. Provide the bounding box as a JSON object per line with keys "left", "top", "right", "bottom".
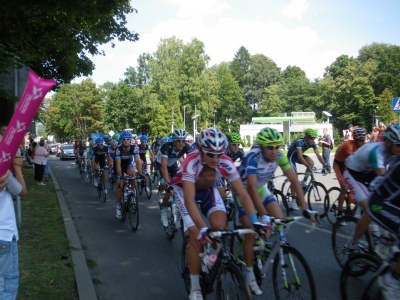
{"left": 0, "top": 236, "right": 19, "bottom": 300}
{"left": 322, "top": 148, "right": 331, "bottom": 167}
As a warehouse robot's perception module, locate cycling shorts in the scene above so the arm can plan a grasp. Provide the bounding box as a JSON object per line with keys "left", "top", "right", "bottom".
{"left": 236, "top": 184, "right": 275, "bottom": 219}
{"left": 343, "top": 168, "right": 375, "bottom": 203}
{"left": 333, "top": 160, "right": 345, "bottom": 184}
{"left": 288, "top": 153, "right": 310, "bottom": 173}
{"left": 121, "top": 159, "right": 135, "bottom": 174}
{"left": 174, "top": 185, "right": 226, "bottom": 229}
{"left": 156, "top": 162, "right": 178, "bottom": 180}
{"left": 94, "top": 157, "right": 106, "bottom": 168}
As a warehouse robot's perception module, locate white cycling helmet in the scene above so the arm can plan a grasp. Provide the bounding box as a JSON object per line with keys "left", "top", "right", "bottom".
{"left": 198, "top": 128, "right": 227, "bottom": 153}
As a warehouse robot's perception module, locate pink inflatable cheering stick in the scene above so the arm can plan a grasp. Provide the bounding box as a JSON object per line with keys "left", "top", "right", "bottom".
{"left": 0, "top": 70, "right": 56, "bottom": 176}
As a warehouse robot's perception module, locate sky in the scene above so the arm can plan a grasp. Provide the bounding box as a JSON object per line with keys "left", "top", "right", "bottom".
{"left": 74, "top": 0, "right": 400, "bottom": 85}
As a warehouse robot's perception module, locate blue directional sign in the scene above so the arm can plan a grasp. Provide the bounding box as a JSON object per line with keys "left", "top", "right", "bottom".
{"left": 393, "top": 97, "right": 400, "bottom": 112}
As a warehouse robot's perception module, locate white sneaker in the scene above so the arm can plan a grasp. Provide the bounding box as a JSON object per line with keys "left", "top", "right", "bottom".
{"left": 290, "top": 200, "right": 299, "bottom": 211}
{"left": 189, "top": 290, "right": 203, "bottom": 300}
{"left": 378, "top": 274, "right": 400, "bottom": 300}
{"left": 104, "top": 189, "right": 107, "bottom": 194}
{"left": 247, "top": 278, "right": 262, "bottom": 295}
{"left": 146, "top": 186, "right": 150, "bottom": 193}
{"left": 161, "top": 210, "right": 168, "bottom": 227}
{"left": 300, "top": 180, "right": 308, "bottom": 187}
{"left": 94, "top": 178, "right": 98, "bottom": 187}
{"left": 116, "top": 207, "right": 122, "bottom": 218}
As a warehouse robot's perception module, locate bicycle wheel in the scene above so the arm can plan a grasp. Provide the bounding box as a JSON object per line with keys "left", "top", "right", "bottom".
{"left": 324, "top": 187, "right": 341, "bottom": 225}
{"left": 137, "top": 178, "right": 143, "bottom": 195}
{"left": 217, "top": 261, "right": 252, "bottom": 300}
{"left": 97, "top": 179, "right": 102, "bottom": 198}
{"left": 272, "top": 245, "right": 316, "bottom": 300}
{"left": 307, "top": 182, "right": 327, "bottom": 216}
{"left": 145, "top": 175, "right": 152, "bottom": 199}
{"left": 88, "top": 170, "right": 93, "bottom": 183}
{"left": 120, "top": 197, "right": 127, "bottom": 222}
{"left": 274, "top": 189, "right": 290, "bottom": 217}
{"left": 340, "top": 253, "right": 383, "bottom": 300}
{"left": 361, "top": 264, "right": 390, "bottom": 300}
{"left": 128, "top": 193, "right": 139, "bottom": 232}
{"left": 281, "top": 180, "right": 294, "bottom": 212}
{"left": 151, "top": 171, "right": 158, "bottom": 184}
{"left": 102, "top": 179, "right": 107, "bottom": 202}
{"left": 163, "top": 202, "right": 176, "bottom": 240}
{"left": 331, "top": 215, "right": 373, "bottom": 270}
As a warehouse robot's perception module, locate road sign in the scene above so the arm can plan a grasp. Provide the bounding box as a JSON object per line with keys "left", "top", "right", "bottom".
{"left": 109, "top": 130, "right": 115, "bottom": 136}
{"left": 393, "top": 97, "right": 400, "bottom": 112}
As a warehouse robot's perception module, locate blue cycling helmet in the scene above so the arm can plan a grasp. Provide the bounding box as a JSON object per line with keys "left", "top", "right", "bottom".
{"left": 156, "top": 136, "right": 162, "bottom": 141}
{"left": 96, "top": 137, "right": 104, "bottom": 144}
{"left": 140, "top": 135, "right": 148, "bottom": 142}
{"left": 120, "top": 131, "right": 133, "bottom": 139}
{"left": 172, "top": 129, "right": 188, "bottom": 140}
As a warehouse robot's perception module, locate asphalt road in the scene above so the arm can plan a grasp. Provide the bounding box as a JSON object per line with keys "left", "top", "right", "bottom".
{"left": 49, "top": 154, "right": 347, "bottom": 300}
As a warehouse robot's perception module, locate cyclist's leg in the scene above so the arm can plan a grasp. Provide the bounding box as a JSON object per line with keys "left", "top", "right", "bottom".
{"left": 333, "top": 161, "right": 347, "bottom": 214}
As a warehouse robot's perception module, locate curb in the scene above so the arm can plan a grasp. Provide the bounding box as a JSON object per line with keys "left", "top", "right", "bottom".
{"left": 50, "top": 167, "right": 97, "bottom": 300}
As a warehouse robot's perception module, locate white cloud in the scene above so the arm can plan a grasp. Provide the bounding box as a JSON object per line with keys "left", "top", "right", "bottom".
{"left": 165, "top": 0, "right": 232, "bottom": 19}
{"left": 282, "top": 0, "right": 309, "bottom": 20}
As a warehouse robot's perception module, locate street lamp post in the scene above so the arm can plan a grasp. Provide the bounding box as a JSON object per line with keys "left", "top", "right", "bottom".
{"left": 183, "top": 106, "right": 186, "bottom": 131}
{"left": 373, "top": 106, "right": 379, "bottom": 127}
{"left": 214, "top": 110, "right": 216, "bottom": 127}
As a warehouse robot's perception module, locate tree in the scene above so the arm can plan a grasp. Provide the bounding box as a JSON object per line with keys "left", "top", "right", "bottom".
{"left": 377, "top": 89, "right": 397, "bottom": 125}
{"left": 229, "top": 46, "right": 251, "bottom": 88}
{"left": 46, "top": 79, "right": 103, "bottom": 139}
{"left": 258, "top": 84, "right": 285, "bottom": 117}
{"left": 0, "top": 0, "right": 139, "bottom": 87}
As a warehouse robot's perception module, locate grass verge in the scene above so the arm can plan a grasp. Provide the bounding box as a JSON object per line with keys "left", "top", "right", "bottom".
{"left": 17, "top": 168, "right": 78, "bottom": 299}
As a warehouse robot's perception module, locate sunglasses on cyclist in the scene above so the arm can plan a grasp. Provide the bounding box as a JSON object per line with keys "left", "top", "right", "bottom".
{"left": 264, "top": 145, "right": 280, "bottom": 150}
{"left": 174, "top": 139, "right": 185, "bottom": 143}
{"left": 97, "top": 143, "right": 103, "bottom": 146}
{"left": 230, "top": 143, "right": 239, "bottom": 147}
{"left": 122, "top": 138, "right": 131, "bottom": 141}
{"left": 204, "top": 152, "right": 223, "bottom": 158}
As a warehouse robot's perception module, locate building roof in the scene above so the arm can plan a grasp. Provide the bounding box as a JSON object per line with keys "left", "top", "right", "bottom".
{"left": 252, "top": 116, "right": 316, "bottom": 123}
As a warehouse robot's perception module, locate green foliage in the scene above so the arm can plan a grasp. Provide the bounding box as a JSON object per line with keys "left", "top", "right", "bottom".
{"left": 377, "top": 89, "right": 397, "bottom": 125}
{"left": 229, "top": 46, "right": 251, "bottom": 88}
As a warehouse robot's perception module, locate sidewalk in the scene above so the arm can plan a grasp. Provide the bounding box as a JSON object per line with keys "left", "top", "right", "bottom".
{"left": 50, "top": 168, "right": 97, "bottom": 300}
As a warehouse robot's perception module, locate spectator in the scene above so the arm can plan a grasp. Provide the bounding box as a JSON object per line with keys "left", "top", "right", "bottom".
{"left": 319, "top": 128, "right": 332, "bottom": 174}
{"left": 343, "top": 125, "right": 353, "bottom": 141}
{"left": 370, "top": 126, "right": 379, "bottom": 142}
{"left": 33, "top": 138, "right": 48, "bottom": 186}
{"left": 0, "top": 156, "right": 27, "bottom": 299}
{"left": 376, "top": 122, "right": 386, "bottom": 142}
{"left": 43, "top": 141, "right": 50, "bottom": 182}
{"left": 390, "top": 119, "right": 399, "bottom": 125}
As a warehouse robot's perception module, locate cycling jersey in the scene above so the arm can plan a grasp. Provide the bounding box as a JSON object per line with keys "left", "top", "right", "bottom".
{"left": 157, "top": 142, "right": 190, "bottom": 167}
{"left": 138, "top": 143, "right": 152, "bottom": 163}
{"left": 238, "top": 148, "right": 291, "bottom": 188}
{"left": 345, "top": 142, "right": 388, "bottom": 173}
{"left": 115, "top": 145, "right": 139, "bottom": 172}
{"left": 78, "top": 145, "right": 87, "bottom": 157}
{"left": 108, "top": 147, "right": 116, "bottom": 161}
{"left": 92, "top": 145, "right": 108, "bottom": 168}
{"left": 334, "top": 140, "right": 363, "bottom": 162}
{"left": 151, "top": 141, "right": 161, "bottom": 156}
{"left": 225, "top": 148, "right": 244, "bottom": 163}
{"left": 287, "top": 138, "right": 317, "bottom": 157}
{"left": 189, "top": 142, "right": 198, "bottom": 153}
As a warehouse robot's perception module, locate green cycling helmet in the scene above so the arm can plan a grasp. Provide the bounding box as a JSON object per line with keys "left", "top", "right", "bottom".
{"left": 255, "top": 127, "right": 283, "bottom": 146}
{"left": 304, "top": 128, "right": 318, "bottom": 139}
{"left": 227, "top": 132, "right": 243, "bottom": 143}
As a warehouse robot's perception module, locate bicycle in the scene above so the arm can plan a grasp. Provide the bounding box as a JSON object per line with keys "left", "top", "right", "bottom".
{"left": 108, "top": 165, "right": 115, "bottom": 190}
{"left": 340, "top": 232, "right": 398, "bottom": 299}
{"left": 161, "top": 185, "right": 184, "bottom": 240}
{"left": 137, "top": 163, "right": 152, "bottom": 199}
{"left": 120, "top": 175, "right": 139, "bottom": 232}
{"left": 181, "top": 228, "right": 254, "bottom": 299}
{"left": 93, "top": 166, "right": 107, "bottom": 202}
{"left": 86, "top": 160, "right": 93, "bottom": 183}
{"left": 78, "top": 157, "right": 86, "bottom": 180}
{"left": 268, "top": 174, "right": 289, "bottom": 216}
{"left": 331, "top": 215, "right": 374, "bottom": 270}
{"left": 150, "top": 163, "right": 159, "bottom": 184}
{"left": 230, "top": 216, "right": 317, "bottom": 299}
{"left": 323, "top": 186, "right": 359, "bottom": 225}
{"left": 281, "top": 168, "right": 328, "bottom": 216}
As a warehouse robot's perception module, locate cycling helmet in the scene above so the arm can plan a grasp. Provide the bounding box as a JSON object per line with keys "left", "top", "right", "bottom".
{"left": 195, "top": 134, "right": 201, "bottom": 143}
{"left": 186, "top": 135, "right": 193, "bottom": 142}
{"left": 352, "top": 128, "right": 366, "bottom": 140}
{"left": 160, "top": 137, "right": 170, "bottom": 146}
{"left": 304, "top": 128, "right": 318, "bottom": 139}
{"left": 198, "top": 128, "right": 227, "bottom": 153}
{"left": 111, "top": 140, "right": 118, "bottom": 147}
{"left": 172, "top": 129, "right": 188, "bottom": 140}
{"left": 89, "top": 140, "right": 96, "bottom": 146}
{"left": 255, "top": 127, "right": 283, "bottom": 146}
{"left": 132, "top": 134, "right": 137, "bottom": 139}
{"left": 112, "top": 135, "right": 119, "bottom": 141}
{"left": 80, "top": 139, "right": 85, "bottom": 144}
{"left": 120, "top": 131, "right": 133, "bottom": 139}
{"left": 140, "top": 135, "right": 148, "bottom": 142}
{"left": 96, "top": 137, "right": 104, "bottom": 144}
{"left": 156, "top": 136, "right": 162, "bottom": 141}
{"left": 227, "top": 132, "right": 243, "bottom": 144}
{"left": 383, "top": 125, "right": 400, "bottom": 144}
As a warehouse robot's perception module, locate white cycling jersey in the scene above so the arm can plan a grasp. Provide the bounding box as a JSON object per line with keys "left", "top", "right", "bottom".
{"left": 345, "top": 142, "right": 387, "bottom": 173}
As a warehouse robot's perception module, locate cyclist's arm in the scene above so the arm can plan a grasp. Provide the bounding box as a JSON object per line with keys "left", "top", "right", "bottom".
{"left": 134, "top": 155, "right": 142, "bottom": 174}
{"left": 161, "top": 156, "right": 169, "bottom": 182}
{"left": 246, "top": 174, "right": 268, "bottom": 215}
{"left": 115, "top": 158, "right": 122, "bottom": 176}
{"left": 230, "top": 177, "right": 258, "bottom": 221}
{"left": 313, "top": 148, "right": 326, "bottom": 166}
{"left": 284, "top": 168, "right": 307, "bottom": 211}
{"left": 182, "top": 180, "right": 207, "bottom": 229}
{"left": 375, "top": 168, "right": 385, "bottom": 176}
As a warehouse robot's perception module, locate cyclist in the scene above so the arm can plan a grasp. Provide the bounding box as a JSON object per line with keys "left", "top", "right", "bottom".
{"left": 367, "top": 155, "right": 400, "bottom": 299}
{"left": 237, "top": 127, "right": 315, "bottom": 294}
{"left": 108, "top": 139, "right": 118, "bottom": 179}
{"left": 287, "top": 128, "right": 328, "bottom": 210}
{"left": 77, "top": 140, "right": 87, "bottom": 171}
{"left": 186, "top": 135, "right": 193, "bottom": 146}
{"left": 345, "top": 125, "right": 400, "bottom": 252}
{"left": 225, "top": 132, "right": 245, "bottom": 164}
{"left": 158, "top": 129, "right": 190, "bottom": 227}
{"left": 150, "top": 136, "right": 162, "bottom": 174}
{"left": 91, "top": 137, "right": 108, "bottom": 189}
{"left": 114, "top": 131, "right": 143, "bottom": 218}
{"left": 332, "top": 127, "right": 366, "bottom": 217}
{"left": 170, "top": 128, "right": 266, "bottom": 300}
{"left": 138, "top": 135, "right": 152, "bottom": 171}
{"left": 73, "top": 139, "right": 79, "bottom": 162}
